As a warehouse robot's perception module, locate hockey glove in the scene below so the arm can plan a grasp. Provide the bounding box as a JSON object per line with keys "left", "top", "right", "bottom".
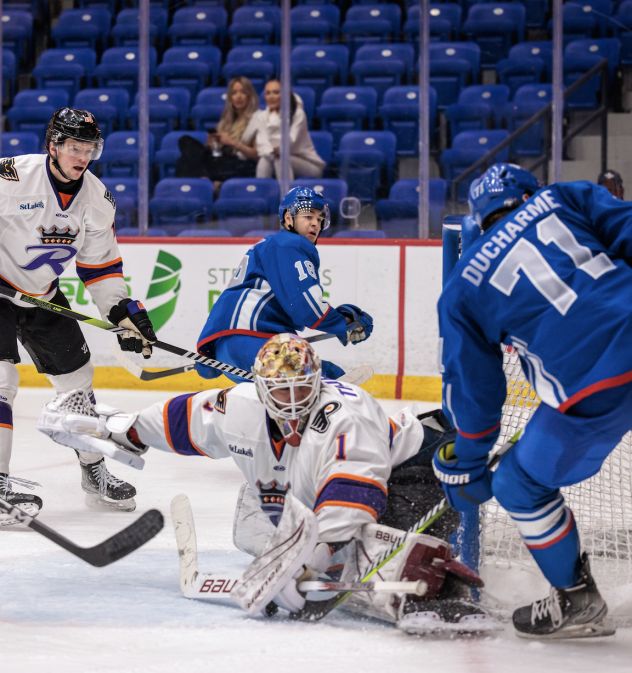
{"left": 108, "top": 298, "right": 157, "bottom": 359}
{"left": 336, "top": 304, "right": 374, "bottom": 346}
{"left": 432, "top": 442, "right": 492, "bottom": 512}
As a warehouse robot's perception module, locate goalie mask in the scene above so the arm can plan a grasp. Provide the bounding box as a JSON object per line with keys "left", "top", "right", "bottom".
{"left": 253, "top": 334, "right": 322, "bottom": 447}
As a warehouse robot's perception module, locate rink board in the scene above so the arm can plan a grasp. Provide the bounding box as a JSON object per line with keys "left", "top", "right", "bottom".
{"left": 16, "top": 237, "right": 443, "bottom": 400}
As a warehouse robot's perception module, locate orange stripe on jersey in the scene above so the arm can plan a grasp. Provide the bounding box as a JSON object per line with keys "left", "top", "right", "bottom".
{"left": 316, "top": 473, "right": 388, "bottom": 500}
{"left": 0, "top": 423, "right": 13, "bottom": 430}
{"left": 186, "top": 395, "right": 207, "bottom": 457}
{"left": 76, "top": 257, "right": 123, "bottom": 269}
{"left": 314, "top": 500, "right": 379, "bottom": 520}
{"left": 83, "top": 273, "right": 125, "bottom": 287}
{"left": 0, "top": 275, "right": 56, "bottom": 297}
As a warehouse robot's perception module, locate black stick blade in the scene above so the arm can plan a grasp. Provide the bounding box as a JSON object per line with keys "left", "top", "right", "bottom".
{"left": 76, "top": 509, "right": 164, "bottom": 567}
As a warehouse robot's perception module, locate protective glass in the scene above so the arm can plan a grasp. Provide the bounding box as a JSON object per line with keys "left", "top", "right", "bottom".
{"left": 54, "top": 138, "right": 104, "bottom": 162}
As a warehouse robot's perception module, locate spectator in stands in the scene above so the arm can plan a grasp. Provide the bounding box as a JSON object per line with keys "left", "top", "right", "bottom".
{"left": 254, "top": 77, "right": 325, "bottom": 181}
{"left": 598, "top": 169, "right": 625, "bottom": 200}
{"left": 176, "top": 76, "right": 259, "bottom": 186}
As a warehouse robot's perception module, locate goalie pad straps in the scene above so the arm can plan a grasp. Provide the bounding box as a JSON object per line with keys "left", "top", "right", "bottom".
{"left": 339, "top": 523, "right": 484, "bottom": 623}
{"left": 231, "top": 493, "right": 319, "bottom": 616}
{"left": 233, "top": 482, "right": 277, "bottom": 557}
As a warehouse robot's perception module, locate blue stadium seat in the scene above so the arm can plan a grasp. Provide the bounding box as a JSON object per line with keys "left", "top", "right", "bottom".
{"left": 168, "top": 7, "right": 227, "bottom": 47}
{"left": 617, "top": 1, "right": 632, "bottom": 63}
{"left": 291, "top": 44, "right": 350, "bottom": 105}
{"left": 213, "top": 178, "right": 280, "bottom": 236}
{"left": 116, "top": 227, "right": 168, "bottom": 237}
{"left": 51, "top": 9, "right": 110, "bottom": 50}
{"left": 99, "top": 131, "right": 156, "bottom": 178}
{"left": 33, "top": 48, "right": 97, "bottom": 99}
{"left": 291, "top": 5, "right": 340, "bottom": 44}
{"left": 2, "top": 132, "right": 40, "bottom": 157}
{"left": 404, "top": 5, "right": 462, "bottom": 46}
{"left": 191, "top": 86, "right": 227, "bottom": 131}
{"left": 379, "top": 86, "right": 437, "bottom": 156}
{"left": 77, "top": 0, "right": 117, "bottom": 14}
{"left": 506, "top": 41, "right": 553, "bottom": 82}
{"left": 332, "top": 229, "right": 386, "bottom": 238}
{"left": 177, "top": 229, "right": 233, "bottom": 237}
{"left": 309, "top": 130, "right": 333, "bottom": 169}
{"left": 317, "top": 86, "right": 378, "bottom": 148}
{"left": 342, "top": 4, "right": 402, "bottom": 56}
{"left": 95, "top": 47, "right": 158, "bottom": 99}
{"left": 440, "top": 130, "right": 510, "bottom": 202}
{"left": 429, "top": 42, "right": 481, "bottom": 109}
{"left": 6, "top": 89, "right": 69, "bottom": 145}
{"left": 568, "top": 0, "right": 612, "bottom": 38}
{"left": 565, "top": 37, "right": 620, "bottom": 82}
{"left": 495, "top": 57, "right": 545, "bottom": 99}
{"left": 334, "top": 130, "right": 397, "bottom": 203}
{"left": 375, "top": 178, "right": 447, "bottom": 238}
{"left": 157, "top": 46, "right": 221, "bottom": 97}
{"left": 504, "top": 84, "right": 552, "bottom": 157}
{"left": 2, "top": 10, "right": 33, "bottom": 62}
{"left": 111, "top": 8, "right": 168, "bottom": 50}
{"left": 462, "top": 3, "right": 526, "bottom": 66}
{"left": 74, "top": 88, "right": 129, "bottom": 135}
{"left": 2, "top": 49, "right": 17, "bottom": 103}
{"left": 155, "top": 131, "right": 208, "bottom": 179}
{"left": 294, "top": 86, "right": 316, "bottom": 127}
{"left": 229, "top": 6, "right": 281, "bottom": 46}
{"left": 290, "top": 177, "right": 347, "bottom": 226}
{"left": 149, "top": 177, "right": 213, "bottom": 225}
{"left": 563, "top": 54, "right": 603, "bottom": 109}
{"left": 445, "top": 84, "right": 510, "bottom": 139}
{"left": 547, "top": 4, "right": 597, "bottom": 45}
{"left": 222, "top": 46, "right": 280, "bottom": 92}
{"left": 242, "top": 229, "right": 276, "bottom": 238}
{"left": 102, "top": 177, "right": 137, "bottom": 228}
{"left": 351, "top": 44, "right": 415, "bottom": 103}
{"left": 128, "top": 88, "right": 191, "bottom": 147}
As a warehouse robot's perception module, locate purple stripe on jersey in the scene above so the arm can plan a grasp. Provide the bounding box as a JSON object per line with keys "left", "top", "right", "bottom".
{"left": 0, "top": 401, "right": 13, "bottom": 428}
{"left": 166, "top": 394, "right": 201, "bottom": 456}
{"left": 76, "top": 259, "right": 123, "bottom": 285}
{"left": 314, "top": 477, "right": 387, "bottom": 519}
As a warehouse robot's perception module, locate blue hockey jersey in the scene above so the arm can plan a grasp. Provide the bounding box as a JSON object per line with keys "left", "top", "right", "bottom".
{"left": 440, "top": 181, "right": 632, "bottom": 461}
{"left": 198, "top": 230, "right": 348, "bottom": 353}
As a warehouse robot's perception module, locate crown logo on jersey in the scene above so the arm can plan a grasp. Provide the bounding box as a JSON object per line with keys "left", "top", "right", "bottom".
{"left": 257, "top": 480, "right": 290, "bottom": 505}
{"left": 38, "top": 225, "right": 79, "bottom": 245}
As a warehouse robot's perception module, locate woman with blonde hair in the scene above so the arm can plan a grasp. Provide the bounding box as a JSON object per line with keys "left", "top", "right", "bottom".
{"left": 176, "top": 76, "right": 260, "bottom": 183}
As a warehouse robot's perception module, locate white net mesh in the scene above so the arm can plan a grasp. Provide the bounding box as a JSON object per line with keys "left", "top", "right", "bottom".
{"left": 481, "top": 346, "right": 632, "bottom": 590}
{"left": 53, "top": 390, "right": 97, "bottom": 418}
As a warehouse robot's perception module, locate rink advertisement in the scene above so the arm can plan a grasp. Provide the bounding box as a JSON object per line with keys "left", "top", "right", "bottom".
{"left": 17, "top": 238, "right": 443, "bottom": 400}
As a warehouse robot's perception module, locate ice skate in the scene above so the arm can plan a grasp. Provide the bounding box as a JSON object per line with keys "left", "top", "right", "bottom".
{"left": 513, "top": 553, "right": 615, "bottom": 639}
{"left": 0, "top": 473, "right": 43, "bottom": 527}
{"left": 398, "top": 599, "right": 501, "bottom": 636}
{"left": 80, "top": 458, "right": 137, "bottom": 512}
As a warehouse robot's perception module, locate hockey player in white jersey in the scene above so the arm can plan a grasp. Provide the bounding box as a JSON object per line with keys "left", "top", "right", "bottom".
{"left": 0, "top": 108, "right": 157, "bottom": 518}
{"left": 38, "top": 334, "right": 495, "bottom": 633}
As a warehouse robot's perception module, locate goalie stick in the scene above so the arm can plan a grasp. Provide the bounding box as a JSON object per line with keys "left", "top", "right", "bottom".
{"left": 0, "top": 497, "right": 164, "bottom": 567}
{"left": 109, "top": 341, "right": 374, "bottom": 387}
{"left": 170, "top": 494, "right": 426, "bottom": 607}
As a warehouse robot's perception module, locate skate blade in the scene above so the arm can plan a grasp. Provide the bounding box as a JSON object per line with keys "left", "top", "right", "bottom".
{"left": 0, "top": 502, "right": 41, "bottom": 527}
{"left": 399, "top": 612, "right": 502, "bottom": 636}
{"left": 85, "top": 493, "right": 137, "bottom": 512}
{"left": 515, "top": 620, "right": 616, "bottom": 640}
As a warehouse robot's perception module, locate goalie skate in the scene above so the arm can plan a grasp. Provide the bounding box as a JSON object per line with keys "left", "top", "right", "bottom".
{"left": 80, "top": 458, "right": 137, "bottom": 512}
{"left": 398, "top": 599, "right": 500, "bottom": 636}
{"left": 0, "top": 474, "right": 43, "bottom": 527}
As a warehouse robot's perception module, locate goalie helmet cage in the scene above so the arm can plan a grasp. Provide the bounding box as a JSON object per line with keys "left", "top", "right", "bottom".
{"left": 442, "top": 215, "right": 632, "bottom": 593}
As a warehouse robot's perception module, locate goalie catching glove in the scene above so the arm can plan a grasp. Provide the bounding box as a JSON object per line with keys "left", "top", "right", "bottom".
{"left": 108, "top": 298, "right": 157, "bottom": 359}
{"left": 336, "top": 304, "right": 374, "bottom": 347}
{"left": 432, "top": 441, "right": 492, "bottom": 512}
{"left": 37, "top": 390, "right": 148, "bottom": 469}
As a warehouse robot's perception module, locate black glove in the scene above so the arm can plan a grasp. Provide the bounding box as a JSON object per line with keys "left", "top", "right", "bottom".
{"left": 108, "top": 298, "right": 157, "bottom": 359}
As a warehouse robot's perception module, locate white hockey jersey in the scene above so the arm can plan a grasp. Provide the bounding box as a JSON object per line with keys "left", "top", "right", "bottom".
{"left": 135, "top": 379, "right": 424, "bottom": 542}
{"left": 0, "top": 154, "right": 127, "bottom": 318}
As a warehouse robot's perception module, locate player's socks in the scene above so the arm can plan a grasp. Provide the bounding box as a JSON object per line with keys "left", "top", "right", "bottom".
{"left": 0, "top": 472, "right": 43, "bottom": 526}
{"left": 79, "top": 457, "right": 137, "bottom": 512}
{"left": 513, "top": 552, "right": 614, "bottom": 639}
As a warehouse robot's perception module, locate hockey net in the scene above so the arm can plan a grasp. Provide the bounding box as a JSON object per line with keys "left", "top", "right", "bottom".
{"left": 481, "top": 346, "right": 632, "bottom": 590}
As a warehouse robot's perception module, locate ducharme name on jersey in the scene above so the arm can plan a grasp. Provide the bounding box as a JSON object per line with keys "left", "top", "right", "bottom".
{"left": 461, "top": 190, "right": 562, "bottom": 287}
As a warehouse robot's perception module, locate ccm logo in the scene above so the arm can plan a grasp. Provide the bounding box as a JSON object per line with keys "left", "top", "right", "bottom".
{"left": 375, "top": 530, "right": 401, "bottom": 543}
{"left": 199, "top": 578, "right": 238, "bottom": 594}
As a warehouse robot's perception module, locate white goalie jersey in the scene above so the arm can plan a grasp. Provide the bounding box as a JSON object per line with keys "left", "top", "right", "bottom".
{"left": 0, "top": 154, "right": 128, "bottom": 317}
{"left": 135, "top": 379, "right": 424, "bottom": 542}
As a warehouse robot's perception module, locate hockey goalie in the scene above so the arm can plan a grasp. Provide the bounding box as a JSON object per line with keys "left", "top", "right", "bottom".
{"left": 37, "top": 334, "right": 496, "bottom": 634}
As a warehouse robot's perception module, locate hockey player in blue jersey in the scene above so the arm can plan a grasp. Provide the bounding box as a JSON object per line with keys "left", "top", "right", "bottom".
{"left": 431, "top": 163, "right": 632, "bottom": 639}
{"left": 196, "top": 187, "right": 373, "bottom": 388}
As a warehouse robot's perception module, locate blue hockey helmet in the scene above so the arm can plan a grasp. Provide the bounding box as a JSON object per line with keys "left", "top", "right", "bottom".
{"left": 279, "top": 186, "right": 331, "bottom": 232}
{"left": 469, "top": 163, "right": 541, "bottom": 229}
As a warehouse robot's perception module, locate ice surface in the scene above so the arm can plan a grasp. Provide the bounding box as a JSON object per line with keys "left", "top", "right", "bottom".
{"left": 2, "top": 390, "right": 631, "bottom": 673}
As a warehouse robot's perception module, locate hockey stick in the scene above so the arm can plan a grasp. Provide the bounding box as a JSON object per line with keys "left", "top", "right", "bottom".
{"left": 0, "top": 285, "right": 255, "bottom": 381}
{"left": 170, "top": 495, "right": 426, "bottom": 606}
{"left": 292, "top": 430, "right": 522, "bottom": 621}
{"left": 110, "top": 340, "right": 374, "bottom": 387}
{"left": 0, "top": 497, "right": 164, "bottom": 567}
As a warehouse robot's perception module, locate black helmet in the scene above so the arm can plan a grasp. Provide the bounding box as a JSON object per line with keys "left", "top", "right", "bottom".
{"left": 46, "top": 108, "right": 103, "bottom": 157}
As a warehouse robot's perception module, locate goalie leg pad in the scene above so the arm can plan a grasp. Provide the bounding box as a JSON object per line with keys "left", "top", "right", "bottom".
{"left": 233, "top": 482, "right": 277, "bottom": 557}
